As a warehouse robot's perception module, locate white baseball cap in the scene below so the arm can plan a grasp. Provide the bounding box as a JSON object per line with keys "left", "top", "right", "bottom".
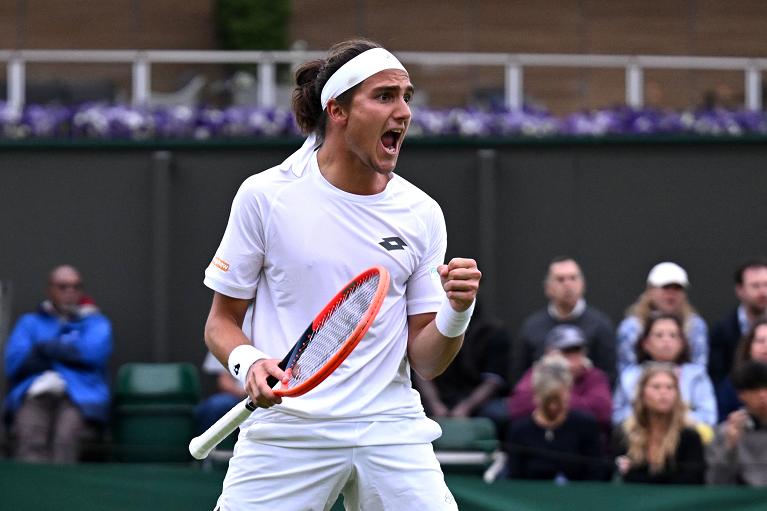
{"left": 647, "top": 262, "right": 689, "bottom": 288}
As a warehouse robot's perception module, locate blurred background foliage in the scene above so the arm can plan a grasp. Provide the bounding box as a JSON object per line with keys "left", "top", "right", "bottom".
{"left": 214, "top": 0, "right": 291, "bottom": 50}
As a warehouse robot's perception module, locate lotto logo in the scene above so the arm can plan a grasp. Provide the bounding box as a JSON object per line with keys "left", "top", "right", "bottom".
{"left": 379, "top": 236, "right": 407, "bottom": 251}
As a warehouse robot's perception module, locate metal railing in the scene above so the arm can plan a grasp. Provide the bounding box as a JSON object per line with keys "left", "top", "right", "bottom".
{"left": 1, "top": 49, "right": 765, "bottom": 113}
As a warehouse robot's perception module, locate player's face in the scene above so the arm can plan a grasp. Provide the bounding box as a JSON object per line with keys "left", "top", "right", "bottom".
{"left": 750, "top": 325, "right": 767, "bottom": 363}
{"left": 642, "top": 318, "right": 684, "bottom": 362}
{"left": 544, "top": 260, "right": 585, "bottom": 308}
{"left": 343, "top": 69, "right": 413, "bottom": 175}
{"left": 642, "top": 372, "right": 677, "bottom": 414}
{"left": 737, "top": 267, "right": 767, "bottom": 315}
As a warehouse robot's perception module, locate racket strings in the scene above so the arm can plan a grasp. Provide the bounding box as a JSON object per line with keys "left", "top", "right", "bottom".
{"left": 287, "top": 275, "right": 380, "bottom": 386}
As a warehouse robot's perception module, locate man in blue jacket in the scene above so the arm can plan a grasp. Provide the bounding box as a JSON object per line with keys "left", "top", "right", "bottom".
{"left": 4, "top": 265, "right": 112, "bottom": 462}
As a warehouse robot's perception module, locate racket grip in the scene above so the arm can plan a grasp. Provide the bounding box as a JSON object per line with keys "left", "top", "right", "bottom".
{"left": 189, "top": 398, "right": 256, "bottom": 460}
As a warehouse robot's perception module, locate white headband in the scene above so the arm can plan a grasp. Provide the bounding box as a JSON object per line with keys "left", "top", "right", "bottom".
{"left": 279, "top": 47, "right": 407, "bottom": 177}
{"left": 320, "top": 47, "right": 407, "bottom": 110}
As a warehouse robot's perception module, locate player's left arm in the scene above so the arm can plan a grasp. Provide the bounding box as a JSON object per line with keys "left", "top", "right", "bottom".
{"left": 407, "top": 257, "right": 481, "bottom": 380}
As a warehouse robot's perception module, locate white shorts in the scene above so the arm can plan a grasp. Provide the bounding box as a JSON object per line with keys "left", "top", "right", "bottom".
{"left": 214, "top": 439, "right": 458, "bottom": 511}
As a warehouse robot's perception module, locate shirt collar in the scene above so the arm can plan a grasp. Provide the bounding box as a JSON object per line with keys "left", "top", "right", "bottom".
{"left": 548, "top": 298, "right": 586, "bottom": 320}
{"left": 738, "top": 304, "right": 752, "bottom": 335}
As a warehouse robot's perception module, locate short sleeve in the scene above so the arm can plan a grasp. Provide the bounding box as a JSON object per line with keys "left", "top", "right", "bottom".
{"left": 406, "top": 201, "right": 447, "bottom": 315}
{"left": 203, "top": 177, "right": 266, "bottom": 299}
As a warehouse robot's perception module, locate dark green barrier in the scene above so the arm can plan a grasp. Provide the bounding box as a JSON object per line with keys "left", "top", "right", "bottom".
{"left": 1, "top": 460, "right": 766, "bottom": 511}
{"left": 447, "top": 475, "right": 767, "bottom": 511}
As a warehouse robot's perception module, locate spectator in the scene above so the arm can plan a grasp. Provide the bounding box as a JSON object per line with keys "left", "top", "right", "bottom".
{"left": 613, "top": 362, "right": 706, "bottom": 484}
{"left": 414, "top": 304, "right": 510, "bottom": 434}
{"left": 617, "top": 262, "right": 708, "bottom": 372}
{"left": 707, "top": 361, "right": 767, "bottom": 486}
{"left": 613, "top": 313, "right": 717, "bottom": 427}
{"left": 508, "top": 325, "right": 612, "bottom": 435}
{"left": 709, "top": 257, "right": 767, "bottom": 386}
{"left": 3, "top": 265, "right": 112, "bottom": 463}
{"left": 195, "top": 351, "right": 247, "bottom": 434}
{"left": 506, "top": 353, "right": 603, "bottom": 482}
{"left": 512, "top": 256, "right": 616, "bottom": 386}
{"left": 716, "top": 319, "right": 767, "bottom": 422}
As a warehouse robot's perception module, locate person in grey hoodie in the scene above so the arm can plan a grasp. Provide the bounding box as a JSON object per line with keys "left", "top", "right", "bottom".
{"left": 707, "top": 360, "right": 767, "bottom": 486}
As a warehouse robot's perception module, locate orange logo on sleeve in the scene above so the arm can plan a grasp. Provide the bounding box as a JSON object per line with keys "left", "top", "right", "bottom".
{"left": 211, "top": 257, "right": 230, "bottom": 272}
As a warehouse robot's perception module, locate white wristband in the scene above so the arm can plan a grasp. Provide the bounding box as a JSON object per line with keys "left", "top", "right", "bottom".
{"left": 434, "top": 298, "right": 476, "bottom": 338}
{"left": 228, "top": 344, "right": 268, "bottom": 386}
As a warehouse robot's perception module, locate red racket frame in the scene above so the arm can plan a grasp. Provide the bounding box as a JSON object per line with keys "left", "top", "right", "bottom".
{"left": 273, "top": 265, "right": 390, "bottom": 398}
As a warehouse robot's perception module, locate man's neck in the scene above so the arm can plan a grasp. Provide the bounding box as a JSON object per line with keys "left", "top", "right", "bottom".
{"left": 48, "top": 301, "right": 78, "bottom": 321}
{"left": 554, "top": 303, "right": 576, "bottom": 318}
{"left": 317, "top": 140, "right": 390, "bottom": 195}
{"left": 549, "top": 299, "right": 585, "bottom": 320}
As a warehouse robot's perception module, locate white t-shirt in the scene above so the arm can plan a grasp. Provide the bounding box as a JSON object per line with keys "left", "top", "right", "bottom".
{"left": 204, "top": 152, "right": 447, "bottom": 446}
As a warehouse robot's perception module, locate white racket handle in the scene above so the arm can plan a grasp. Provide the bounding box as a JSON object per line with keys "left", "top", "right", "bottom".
{"left": 189, "top": 398, "right": 256, "bottom": 459}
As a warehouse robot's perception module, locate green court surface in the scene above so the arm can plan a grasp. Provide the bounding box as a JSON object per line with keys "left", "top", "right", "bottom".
{"left": 1, "top": 460, "right": 766, "bottom": 510}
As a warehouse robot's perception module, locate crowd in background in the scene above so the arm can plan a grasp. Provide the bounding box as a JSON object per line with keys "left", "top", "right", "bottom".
{"left": 3, "top": 256, "right": 767, "bottom": 488}
{"left": 416, "top": 255, "right": 767, "bottom": 486}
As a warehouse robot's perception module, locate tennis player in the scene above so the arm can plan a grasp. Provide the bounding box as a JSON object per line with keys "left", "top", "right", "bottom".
{"left": 204, "top": 38, "right": 481, "bottom": 510}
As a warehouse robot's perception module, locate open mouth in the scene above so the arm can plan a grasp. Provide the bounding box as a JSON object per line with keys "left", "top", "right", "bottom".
{"left": 381, "top": 128, "right": 403, "bottom": 154}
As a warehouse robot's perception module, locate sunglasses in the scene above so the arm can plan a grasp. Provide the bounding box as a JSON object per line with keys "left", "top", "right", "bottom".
{"left": 53, "top": 282, "right": 83, "bottom": 291}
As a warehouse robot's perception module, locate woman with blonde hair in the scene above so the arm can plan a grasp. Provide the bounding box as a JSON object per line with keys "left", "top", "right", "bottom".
{"left": 613, "top": 313, "right": 717, "bottom": 426}
{"left": 506, "top": 353, "right": 603, "bottom": 481}
{"left": 613, "top": 363, "right": 706, "bottom": 483}
{"left": 617, "top": 262, "right": 708, "bottom": 372}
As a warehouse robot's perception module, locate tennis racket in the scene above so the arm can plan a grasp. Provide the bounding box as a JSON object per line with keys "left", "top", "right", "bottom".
{"left": 189, "top": 266, "right": 390, "bottom": 459}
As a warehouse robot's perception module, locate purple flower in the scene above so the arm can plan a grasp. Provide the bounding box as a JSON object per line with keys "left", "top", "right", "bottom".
{"left": 1, "top": 101, "right": 766, "bottom": 140}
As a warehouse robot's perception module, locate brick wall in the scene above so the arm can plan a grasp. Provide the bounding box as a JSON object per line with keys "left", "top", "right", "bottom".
{"left": 289, "top": 0, "right": 767, "bottom": 112}
{"left": 1, "top": 0, "right": 765, "bottom": 112}
{"left": 0, "top": 0, "right": 217, "bottom": 95}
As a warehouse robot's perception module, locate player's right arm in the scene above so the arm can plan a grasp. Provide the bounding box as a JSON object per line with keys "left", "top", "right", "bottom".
{"left": 204, "top": 291, "right": 287, "bottom": 408}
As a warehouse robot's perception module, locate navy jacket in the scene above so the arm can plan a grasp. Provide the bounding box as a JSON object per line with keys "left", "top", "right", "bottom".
{"left": 709, "top": 308, "right": 742, "bottom": 385}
